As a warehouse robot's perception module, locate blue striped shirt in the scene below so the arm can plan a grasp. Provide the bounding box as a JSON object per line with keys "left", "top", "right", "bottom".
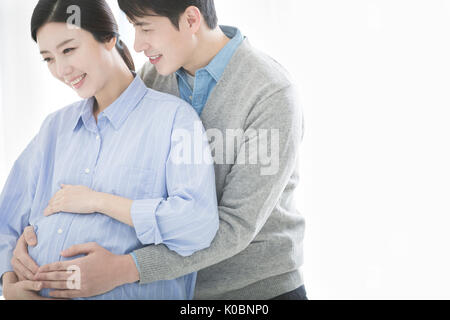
{"left": 0, "top": 75, "right": 219, "bottom": 299}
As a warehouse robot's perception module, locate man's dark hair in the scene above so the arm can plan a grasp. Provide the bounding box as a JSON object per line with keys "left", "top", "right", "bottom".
{"left": 118, "top": 0, "right": 218, "bottom": 30}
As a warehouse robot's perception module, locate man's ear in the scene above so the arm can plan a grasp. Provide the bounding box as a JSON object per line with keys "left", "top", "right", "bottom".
{"left": 182, "top": 6, "right": 202, "bottom": 33}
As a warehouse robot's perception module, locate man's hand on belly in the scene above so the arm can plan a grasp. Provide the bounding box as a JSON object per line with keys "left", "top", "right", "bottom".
{"left": 34, "top": 242, "right": 140, "bottom": 299}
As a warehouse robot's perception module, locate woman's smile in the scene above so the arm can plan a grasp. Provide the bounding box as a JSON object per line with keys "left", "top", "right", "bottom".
{"left": 66, "top": 73, "right": 87, "bottom": 89}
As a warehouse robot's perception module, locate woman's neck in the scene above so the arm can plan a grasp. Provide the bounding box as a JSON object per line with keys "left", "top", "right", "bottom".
{"left": 93, "top": 65, "right": 134, "bottom": 121}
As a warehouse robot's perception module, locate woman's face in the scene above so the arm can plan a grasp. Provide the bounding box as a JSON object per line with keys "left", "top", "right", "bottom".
{"left": 37, "top": 22, "right": 114, "bottom": 99}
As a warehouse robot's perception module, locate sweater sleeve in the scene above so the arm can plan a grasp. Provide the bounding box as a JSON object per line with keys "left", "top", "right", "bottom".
{"left": 132, "top": 85, "right": 303, "bottom": 283}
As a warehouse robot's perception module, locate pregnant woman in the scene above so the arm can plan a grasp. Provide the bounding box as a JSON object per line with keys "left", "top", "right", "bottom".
{"left": 0, "top": 0, "right": 219, "bottom": 300}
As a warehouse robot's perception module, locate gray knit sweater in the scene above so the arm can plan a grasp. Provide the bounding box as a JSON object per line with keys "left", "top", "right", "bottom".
{"left": 134, "top": 37, "right": 305, "bottom": 300}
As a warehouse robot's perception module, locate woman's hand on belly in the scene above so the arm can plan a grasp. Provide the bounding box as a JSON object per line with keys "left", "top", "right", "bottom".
{"left": 44, "top": 185, "right": 99, "bottom": 217}
{"left": 43, "top": 185, "right": 134, "bottom": 227}
{"left": 2, "top": 272, "right": 55, "bottom": 300}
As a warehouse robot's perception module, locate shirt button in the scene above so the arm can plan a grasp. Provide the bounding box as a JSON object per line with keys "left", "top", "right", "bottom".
{"left": 189, "top": 96, "right": 193, "bottom": 100}
{"left": 84, "top": 168, "right": 90, "bottom": 174}
{"left": 57, "top": 228, "right": 63, "bottom": 234}
{"left": 96, "top": 135, "right": 100, "bottom": 140}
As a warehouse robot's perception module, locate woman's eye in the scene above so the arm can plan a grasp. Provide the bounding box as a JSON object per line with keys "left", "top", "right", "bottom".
{"left": 63, "top": 48, "right": 76, "bottom": 54}
{"left": 142, "top": 29, "right": 152, "bottom": 33}
{"left": 43, "top": 57, "right": 53, "bottom": 63}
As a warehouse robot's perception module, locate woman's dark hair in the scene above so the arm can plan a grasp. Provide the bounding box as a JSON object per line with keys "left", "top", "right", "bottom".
{"left": 118, "top": 0, "right": 218, "bottom": 30}
{"left": 31, "top": 0, "right": 135, "bottom": 71}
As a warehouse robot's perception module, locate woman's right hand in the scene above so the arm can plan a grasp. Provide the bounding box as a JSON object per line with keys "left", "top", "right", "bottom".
{"left": 2, "top": 272, "right": 50, "bottom": 300}
{"left": 11, "top": 226, "right": 40, "bottom": 281}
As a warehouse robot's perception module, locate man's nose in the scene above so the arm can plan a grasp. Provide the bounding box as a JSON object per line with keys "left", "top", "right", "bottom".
{"left": 134, "top": 31, "right": 150, "bottom": 53}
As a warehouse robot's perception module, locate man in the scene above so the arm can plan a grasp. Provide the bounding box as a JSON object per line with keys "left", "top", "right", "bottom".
{"left": 8, "top": 0, "right": 306, "bottom": 300}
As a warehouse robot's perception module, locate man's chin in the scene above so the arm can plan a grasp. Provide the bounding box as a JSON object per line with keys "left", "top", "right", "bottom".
{"left": 154, "top": 64, "right": 179, "bottom": 76}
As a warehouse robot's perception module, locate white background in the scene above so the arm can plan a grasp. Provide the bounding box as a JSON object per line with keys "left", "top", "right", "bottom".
{"left": 1, "top": 0, "right": 450, "bottom": 299}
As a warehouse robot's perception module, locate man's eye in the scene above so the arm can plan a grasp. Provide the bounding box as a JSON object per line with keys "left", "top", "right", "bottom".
{"left": 142, "top": 29, "right": 153, "bottom": 33}
{"left": 43, "top": 57, "right": 53, "bottom": 63}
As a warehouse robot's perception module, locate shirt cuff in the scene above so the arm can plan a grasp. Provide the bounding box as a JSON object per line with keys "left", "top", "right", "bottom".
{"left": 129, "top": 252, "right": 141, "bottom": 275}
{"left": 130, "top": 198, "right": 164, "bottom": 245}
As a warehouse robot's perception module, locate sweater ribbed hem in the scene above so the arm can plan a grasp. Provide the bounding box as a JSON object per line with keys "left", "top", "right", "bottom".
{"left": 197, "top": 268, "right": 304, "bottom": 300}
{"left": 135, "top": 246, "right": 305, "bottom": 300}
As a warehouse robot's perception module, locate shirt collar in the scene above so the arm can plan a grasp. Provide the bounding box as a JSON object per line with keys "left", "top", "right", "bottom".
{"left": 72, "top": 73, "right": 148, "bottom": 131}
{"left": 175, "top": 26, "right": 244, "bottom": 82}
{"left": 72, "top": 99, "right": 93, "bottom": 132}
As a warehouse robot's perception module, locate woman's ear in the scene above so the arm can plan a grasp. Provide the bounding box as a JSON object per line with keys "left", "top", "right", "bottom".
{"left": 104, "top": 36, "right": 117, "bottom": 51}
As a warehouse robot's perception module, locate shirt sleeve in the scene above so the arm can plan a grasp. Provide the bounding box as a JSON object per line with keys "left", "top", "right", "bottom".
{"left": 129, "top": 252, "right": 141, "bottom": 274}
{"left": 0, "top": 115, "right": 53, "bottom": 295}
{"left": 130, "top": 103, "right": 219, "bottom": 257}
{"left": 0, "top": 136, "right": 41, "bottom": 294}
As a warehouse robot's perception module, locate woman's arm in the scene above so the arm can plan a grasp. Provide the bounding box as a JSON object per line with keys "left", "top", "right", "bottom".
{"left": 130, "top": 104, "right": 219, "bottom": 255}
{"left": 0, "top": 141, "right": 39, "bottom": 290}
{"left": 44, "top": 186, "right": 134, "bottom": 227}
{"left": 0, "top": 114, "right": 58, "bottom": 288}
{"left": 95, "top": 193, "right": 133, "bottom": 226}
{"left": 0, "top": 114, "right": 55, "bottom": 289}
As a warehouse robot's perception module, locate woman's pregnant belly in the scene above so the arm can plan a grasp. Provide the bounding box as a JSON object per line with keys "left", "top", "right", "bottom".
{"left": 29, "top": 212, "right": 141, "bottom": 264}
{"left": 28, "top": 212, "right": 144, "bottom": 298}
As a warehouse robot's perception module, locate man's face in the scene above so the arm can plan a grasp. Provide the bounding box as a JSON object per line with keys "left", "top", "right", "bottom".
{"left": 130, "top": 12, "right": 195, "bottom": 76}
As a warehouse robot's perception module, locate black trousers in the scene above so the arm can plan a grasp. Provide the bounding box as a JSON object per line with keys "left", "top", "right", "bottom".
{"left": 270, "top": 285, "right": 308, "bottom": 300}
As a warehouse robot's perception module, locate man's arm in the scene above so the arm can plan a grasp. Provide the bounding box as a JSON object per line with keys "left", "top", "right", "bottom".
{"left": 134, "top": 85, "right": 303, "bottom": 283}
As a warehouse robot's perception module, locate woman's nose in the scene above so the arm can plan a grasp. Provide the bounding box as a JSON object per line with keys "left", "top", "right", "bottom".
{"left": 56, "top": 59, "right": 73, "bottom": 79}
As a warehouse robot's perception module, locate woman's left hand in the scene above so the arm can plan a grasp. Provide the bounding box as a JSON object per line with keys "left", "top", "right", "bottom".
{"left": 44, "top": 185, "right": 99, "bottom": 217}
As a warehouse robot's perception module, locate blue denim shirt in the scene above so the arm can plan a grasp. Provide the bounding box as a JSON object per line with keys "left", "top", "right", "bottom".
{"left": 175, "top": 26, "right": 244, "bottom": 115}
